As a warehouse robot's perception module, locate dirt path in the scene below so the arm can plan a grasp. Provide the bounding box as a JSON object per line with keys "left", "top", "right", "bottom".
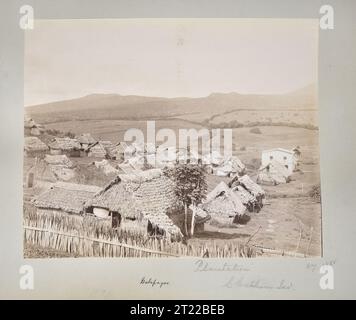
{"left": 195, "top": 197, "right": 321, "bottom": 257}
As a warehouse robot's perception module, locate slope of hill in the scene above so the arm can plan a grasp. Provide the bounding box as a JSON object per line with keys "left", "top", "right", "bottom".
{"left": 26, "top": 84, "right": 317, "bottom": 125}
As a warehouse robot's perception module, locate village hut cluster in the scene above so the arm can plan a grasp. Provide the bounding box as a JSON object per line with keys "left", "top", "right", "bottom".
{"left": 24, "top": 117, "right": 303, "bottom": 241}
{"left": 197, "top": 174, "right": 265, "bottom": 226}
{"left": 32, "top": 169, "right": 211, "bottom": 240}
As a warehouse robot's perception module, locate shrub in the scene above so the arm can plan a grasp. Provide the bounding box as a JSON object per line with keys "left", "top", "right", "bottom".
{"left": 65, "top": 131, "right": 76, "bottom": 139}
{"left": 45, "top": 129, "right": 76, "bottom": 139}
{"left": 45, "top": 129, "right": 61, "bottom": 136}
{"left": 309, "top": 184, "right": 321, "bottom": 203}
{"left": 233, "top": 214, "right": 251, "bottom": 225}
{"left": 250, "top": 127, "right": 262, "bottom": 134}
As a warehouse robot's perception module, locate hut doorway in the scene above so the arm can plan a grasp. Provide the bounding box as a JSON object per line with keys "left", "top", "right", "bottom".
{"left": 111, "top": 212, "right": 121, "bottom": 229}
{"left": 27, "top": 172, "right": 34, "bottom": 188}
{"left": 147, "top": 220, "right": 165, "bottom": 237}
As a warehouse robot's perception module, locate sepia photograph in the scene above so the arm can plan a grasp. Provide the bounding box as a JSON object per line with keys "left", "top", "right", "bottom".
{"left": 23, "top": 18, "right": 321, "bottom": 259}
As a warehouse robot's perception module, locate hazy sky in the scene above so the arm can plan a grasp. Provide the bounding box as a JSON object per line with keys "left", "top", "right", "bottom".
{"left": 25, "top": 19, "right": 318, "bottom": 106}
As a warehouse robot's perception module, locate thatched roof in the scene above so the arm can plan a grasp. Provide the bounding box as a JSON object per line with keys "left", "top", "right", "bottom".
{"left": 118, "top": 161, "right": 138, "bottom": 174}
{"left": 50, "top": 166, "right": 76, "bottom": 181}
{"left": 44, "top": 154, "right": 73, "bottom": 168}
{"left": 119, "top": 156, "right": 145, "bottom": 172}
{"left": 27, "top": 159, "right": 57, "bottom": 184}
{"left": 75, "top": 133, "right": 96, "bottom": 145}
{"left": 86, "top": 169, "right": 182, "bottom": 238}
{"left": 232, "top": 174, "right": 265, "bottom": 198}
{"left": 34, "top": 182, "right": 101, "bottom": 214}
{"left": 200, "top": 181, "right": 246, "bottom": 218}
{"left": 111, "top": 142, "right": 128, "bottom": 155}
{"left": 258, "top": 160, "right": 291, "bottom": 185}
{"left": 229, "top": 156, "right": 246, "bottom": 174}
{"left": 49, "top": 138, "right": 81, "bottom": 151}
{"left": 124, "top": 144, "right": 137, "bottom": 157}
{"left": 232, "top": 185, "right": 256, "bottom": 206}
{"left": 99, "top": 141, "right": 114, "bottom": 150}
{"left": 86, "top": 141, "right": 114, "bottom": 158}
{"left": 24, "top": 116, "right": 36, "bottom": 129}
{"left": 131, "top": 142, "right": 145, "bottom": 154}
{"left": 106, "top": 144, "right": 121, "bottom": 159}
{"left": 24, "top": 137, "right": 49, "bottom": 152}
{"left": 86, "top": 142, "right": 107, "bottom": 158}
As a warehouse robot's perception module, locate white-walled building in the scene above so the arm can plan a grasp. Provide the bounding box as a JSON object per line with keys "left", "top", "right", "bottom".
{"left": 261, "top": 148, "right": 297, "bottom": 175}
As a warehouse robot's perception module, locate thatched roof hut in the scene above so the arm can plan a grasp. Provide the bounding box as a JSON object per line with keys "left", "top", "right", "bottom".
{"left": 85, "top": 141, "right": 114, "bottom": 158}
{"left": 33, "top": 182, "right": 101, "bottom": 215}
{"left": 24, "top": 116, "right": 45, "bottom": 136}
{"left": 231, "top": 174, "right": 265, "bottom": 198}
{"left": 257, "top": 160, "right": 291, "bottom": 185}
{"left": 75, "top": 133, "right": 97, "bottom": 147}
{"left": 116, "top": 142, "right": 129, "bottom": 154}
{"left": 25, "top": 157, "right": 77, "bottom": 189}
{"left": 99, "top": 140, "right": 114, "bottom": 151}
{"left": 106, "top": 145, "right": 120, "bottom": 160}
{"left": 229, "top": 174, "right": 265, "bottom": 212}
{"left": 24, "top": 117, "right": 36, "bottom": 129}
{"left": 105, "top": 142, "right": 130, "bottom": 160}
{"left": 25, "top": 159, "right": 57, "bottom": 189}
{"left": 207, "top": 155, "right": 246, "bottom": 177}
{"left": 199, "top": 181, "right": 246, "bottom": 224}
{"left": 44, "top": 154, "right": 73, "bottom": 168}
{"left": 30, "top": 127, "right": 41, "bottom": 136}
{"left": 24, "top": 137, "right": 49, "bottom": 156}
{"left": 49, "top": 137, "right": 81, "bottom": 152}
{"left": 233, "top": 185, "right": 256, "bottom": 207}
{"left": 86, "top": 169, "right": 183, "bottom": 238}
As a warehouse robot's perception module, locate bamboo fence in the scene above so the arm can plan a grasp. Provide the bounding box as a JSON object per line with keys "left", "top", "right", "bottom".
{"left": 24, "top": 208, "right": 255, "bottom": 258}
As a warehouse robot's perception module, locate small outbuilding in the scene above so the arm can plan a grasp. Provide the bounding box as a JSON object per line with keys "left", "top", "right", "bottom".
{"left": 33, "top": 182, "right": 102, "bottom": 216}
{"left": 198, "top": 181, "right": 247, "bottom": 225}
{"left": 85, "top": 141, "right": 115, "bottom": 158}
{"left": 75, "top": 133, "right": 97, "bottom": 150}
{"left": 24, "top": 137, "right": 49, "bottom": 158}
{"left": 24, "top": 116, "right": 45, "bottom": 136}
{"left": 85, "top": 169, "right": 186, "bottom": 239}
{"left": 48, "top": 137, "right": 81, "bottom": 157}
{"left": 44, "top": 154, "right": 74, "bottom": 168}
{"left": 229, "top": 174, "right": 265, "bottom": 212}
{"left": 257, "top": 160, "right": 291, "bottom": 185}
{"left": 111, "top": 142, "right": 129, "bottom": 161}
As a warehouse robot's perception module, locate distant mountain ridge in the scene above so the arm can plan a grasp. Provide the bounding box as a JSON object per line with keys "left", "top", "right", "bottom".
{"left": 27, "top": 84, "right": 317, "bottom": 124}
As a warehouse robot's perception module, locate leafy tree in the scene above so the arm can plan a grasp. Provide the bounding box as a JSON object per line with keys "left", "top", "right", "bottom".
{"left": 165, "top": 163, "right": 207, "bottom": 237}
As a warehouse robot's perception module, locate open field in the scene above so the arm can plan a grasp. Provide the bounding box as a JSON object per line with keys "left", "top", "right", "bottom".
{"left": 42, "top": 119, "right": 204, "bottom": 143}
{"left": 196, "top": 180, "right": 321, "bottom": 256}
{"left": 209, "top": 109, "right": 318, "bottom": 127}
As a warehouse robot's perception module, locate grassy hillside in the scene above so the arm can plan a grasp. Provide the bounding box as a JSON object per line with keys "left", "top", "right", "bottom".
{"left": 26, "top": 84, "right": 317, "bottom": 126}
